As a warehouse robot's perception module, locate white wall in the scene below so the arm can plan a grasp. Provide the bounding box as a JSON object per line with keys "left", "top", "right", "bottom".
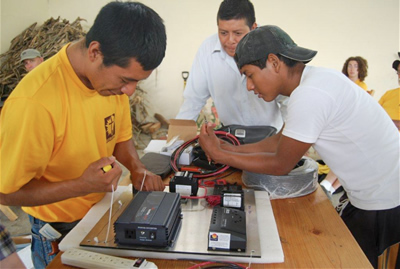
{"left": 1, "top": 0, "right": 49, "bottom": 53}
{"left": 1, "top": 0, "right": 399, "bottom": 121}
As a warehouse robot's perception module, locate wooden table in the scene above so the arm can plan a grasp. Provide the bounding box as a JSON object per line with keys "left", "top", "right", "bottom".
{"left": 47, "top": 170, "right": 372, "bottom": 268}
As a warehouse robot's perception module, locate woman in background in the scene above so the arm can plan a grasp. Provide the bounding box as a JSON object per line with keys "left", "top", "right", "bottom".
{"left": 342, "top": 56, "right": 373, "bottom": 95}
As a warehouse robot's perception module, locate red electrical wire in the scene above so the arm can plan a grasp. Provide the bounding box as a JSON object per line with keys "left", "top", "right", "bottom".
{"left": 170, "top": 131, "right": 240, "bottom": 178}
{"left": 180, "top": 186, "right": 208, "bottom": 199}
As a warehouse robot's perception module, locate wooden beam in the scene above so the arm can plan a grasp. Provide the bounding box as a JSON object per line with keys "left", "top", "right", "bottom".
{"left": 0, "top": 205, "right": 18, "bottom": 221}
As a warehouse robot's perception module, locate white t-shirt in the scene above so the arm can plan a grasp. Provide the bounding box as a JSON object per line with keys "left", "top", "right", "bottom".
{"left": 283, "top": 66, "right": 400, "bottom": 210}
{"left": 176, "top": 34, "right": 284, "bottom": 128}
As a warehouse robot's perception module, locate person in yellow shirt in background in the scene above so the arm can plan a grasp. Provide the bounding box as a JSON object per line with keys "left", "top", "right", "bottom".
{"left": 379, "top": 59, "right": 400, "bottom": 131}
{"left": 342, "top": 56, "right": 373, "bottom": 95}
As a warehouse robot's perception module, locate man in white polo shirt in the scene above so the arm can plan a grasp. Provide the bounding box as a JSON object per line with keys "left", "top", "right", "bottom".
{"left": 176, "top": 0, "right": 285, "bottom": 129}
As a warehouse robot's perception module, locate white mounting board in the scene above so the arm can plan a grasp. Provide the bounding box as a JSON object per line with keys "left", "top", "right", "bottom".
{"left": 59, "top": 186, "right": 283, "bottom": 264}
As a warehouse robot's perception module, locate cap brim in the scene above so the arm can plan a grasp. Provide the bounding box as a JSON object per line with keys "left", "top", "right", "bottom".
{"left": 280, "top": 46, "right": 318, "bottom": 64}
{"left": 20, "top": 56, "right": 35, "bottom": 62}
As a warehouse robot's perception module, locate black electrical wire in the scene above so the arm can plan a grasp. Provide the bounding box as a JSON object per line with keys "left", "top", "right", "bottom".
{"left": 170, "top": 131, "right": 240, "bottom": 178}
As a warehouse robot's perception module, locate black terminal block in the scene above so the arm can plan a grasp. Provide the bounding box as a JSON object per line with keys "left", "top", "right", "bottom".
{"left": 170, "top": 171, "right": 198, "bottom": 196}
{"left": 208, "top": 206, "right": 246, "bottom": 252}
{"left": 213, "top": 183, "right": 244, "bottom": 211}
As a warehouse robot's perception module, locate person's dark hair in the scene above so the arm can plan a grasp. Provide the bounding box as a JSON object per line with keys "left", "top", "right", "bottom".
{"left": 244, "top": 54, "right": 299, "bottom": 70}
{"left": 217, "top": 0, "right": 255, "bottom": 28}
{"left": 342, "top": 56, "right": 368, "bottom": 81}
{"left": 85, "top": 1, "right": 166, "bottom": 70}
{"left": 392, "top": 59, "right": 400, "bottom": 71}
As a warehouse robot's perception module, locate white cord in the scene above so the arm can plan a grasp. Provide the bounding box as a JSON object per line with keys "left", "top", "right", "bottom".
{"left": 247, "top": 250, "right": 254, "bottom": 269}
{"left": 103, "top": 170, "right": 146, "bottom": 244}
{"left": 139, "top": 170, "right": 147, "bottom": 191}
{"left": 104, "top": 184, "right": 115, "bottom": 243}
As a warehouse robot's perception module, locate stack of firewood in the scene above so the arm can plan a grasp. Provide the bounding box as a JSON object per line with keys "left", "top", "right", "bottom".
{"left": 138, "top": 113, "right": 170, "bottom": 140}
{"left": 129, "top": 85, "right": 168, "bottom": 141}
{"left": 140, "top": 113, "right": 169, "bottom": 136}
{"left": 0, "top": 17, "right": 86, "bottom": 98}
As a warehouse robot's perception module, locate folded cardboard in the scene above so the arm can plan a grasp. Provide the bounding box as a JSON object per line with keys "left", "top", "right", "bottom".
{"left": 144, "top": 139, "right": 194, "bottom": 165}
{"left": 167, "top": 119, "right": 197, "bottom": 143}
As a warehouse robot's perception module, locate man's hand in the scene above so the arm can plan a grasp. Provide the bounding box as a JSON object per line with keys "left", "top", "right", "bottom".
{"left": 0, "top": 156, "right": 123, "bottom": 207}
{"left": 79, "top": 156, "right": 122, "bottom": 194}
{"left": 198, "top": 122, "right": 222, "bottom": 163}
{"left": 130, "top": 169, "right": 164, "bottom": 192}
{"left": 112, "top": 139, "right": 164, "bottom": 192}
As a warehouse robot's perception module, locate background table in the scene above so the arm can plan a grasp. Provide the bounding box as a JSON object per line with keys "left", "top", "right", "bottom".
{"left": 48, "top": 170, "right": 372, "bottom": 268}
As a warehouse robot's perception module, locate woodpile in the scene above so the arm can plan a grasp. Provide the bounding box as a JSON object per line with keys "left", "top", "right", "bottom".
{"left": 131, "top": 88, "right": 169, "bottom": 142}
{"left": 0, "top": 17, "right": 87, "bottom": 99}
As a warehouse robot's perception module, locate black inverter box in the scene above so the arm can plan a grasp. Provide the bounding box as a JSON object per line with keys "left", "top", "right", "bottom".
{"left": 114, "top": 191, "right": 182, "bottom": 247}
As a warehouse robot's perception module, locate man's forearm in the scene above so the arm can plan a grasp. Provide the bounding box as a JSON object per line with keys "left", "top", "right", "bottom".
{"left": 113, "top": 139, "right": 164, "bottom": 191}
{"left": 210, "top": 133, "right": 310, "bottom": 176}
{"left": 0, "top": 178, "right": 86, "bottom": 207}
{"left": 113, "top": 139, "right": 144, "bottom": 172}
{"left": 213, "top": 149, "right": 285, "bottom": 175}
{"left": 220, "top": 130, "right": 282, "bottom": 153}
{"left": 0, "top": 156, "right": 121, "bottom": 207}
{"left": 393, "top": 119, "right": 400, "bottom": 130}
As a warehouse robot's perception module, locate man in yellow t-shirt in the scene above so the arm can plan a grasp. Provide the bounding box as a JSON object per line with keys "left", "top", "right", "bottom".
{"left": 379, "top": 59, "right": 400, "bottom": 131}
{"left": 0, "top": 2, "right": 166, "bottom": 268}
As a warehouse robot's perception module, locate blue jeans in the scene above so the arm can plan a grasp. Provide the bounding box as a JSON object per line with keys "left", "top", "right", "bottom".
{"left": 28, "top": 215, "right": 80, "bottom": 269}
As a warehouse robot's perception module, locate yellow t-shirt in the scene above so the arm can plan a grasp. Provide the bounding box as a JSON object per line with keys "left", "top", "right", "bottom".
{"left": 355, "top": 80, "right": 368, "bottom": 91}
{"left": 0, "top": 44, "right": 132, "bottom": 222}
{"left": 379, "top": 88, "right": 400, "bottom": 121}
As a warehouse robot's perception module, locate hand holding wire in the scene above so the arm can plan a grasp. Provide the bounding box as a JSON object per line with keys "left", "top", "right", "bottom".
{"left": 199, "top": 122, "right": 223, "bottom": 166}
{"left": 132, "top": 169, "right": 164, "bottom": 191}
{"left": 203, "top": 119, "right": 212, "bottom": 165}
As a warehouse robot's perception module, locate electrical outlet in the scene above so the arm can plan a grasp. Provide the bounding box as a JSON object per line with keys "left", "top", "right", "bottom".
{"left": 61, "top": 248, "right": 157, "bottom": 269}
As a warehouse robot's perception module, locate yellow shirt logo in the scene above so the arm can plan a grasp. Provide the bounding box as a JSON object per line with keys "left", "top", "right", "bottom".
{"left": 105, "top": 114, "right": 115, "bottom": 142}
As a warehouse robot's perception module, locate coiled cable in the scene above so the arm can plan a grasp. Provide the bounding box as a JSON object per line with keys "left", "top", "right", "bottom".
{"left": 170, "top": 131, "right": 240, "bottom": 178}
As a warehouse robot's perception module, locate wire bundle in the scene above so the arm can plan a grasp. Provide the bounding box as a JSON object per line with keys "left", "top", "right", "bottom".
{"left": 170, "top": 131, "right": 240, "bottom": 178}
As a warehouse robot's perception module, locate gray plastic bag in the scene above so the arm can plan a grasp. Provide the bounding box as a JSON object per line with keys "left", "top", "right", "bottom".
{"left": 242, "top": 156, "right": 318, "bottom": 199}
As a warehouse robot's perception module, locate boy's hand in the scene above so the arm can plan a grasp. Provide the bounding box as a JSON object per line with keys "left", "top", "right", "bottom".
{"left": 199, "top": 122, "right": 220, "bottom": 163}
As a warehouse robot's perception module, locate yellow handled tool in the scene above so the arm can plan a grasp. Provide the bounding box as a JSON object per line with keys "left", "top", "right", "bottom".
{"left": 102, "top": 164, "right": 112, "bottom": 173}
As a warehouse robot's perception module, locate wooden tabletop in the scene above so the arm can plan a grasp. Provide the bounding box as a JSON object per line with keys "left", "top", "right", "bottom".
{"left": 48, "top": 170, "right": 372, "bottom": 268}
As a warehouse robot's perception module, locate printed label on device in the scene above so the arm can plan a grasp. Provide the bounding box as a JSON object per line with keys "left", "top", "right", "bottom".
{"left": 176, "top": 185, "right": 192, "bottom": 196}
{"left": 39, "top": 224, "right": 61, "bottom": 240}
{"left": 208, "top": 232, "right": 231, "bottom": 249}
{"left": 223, "top": 194, "right": 242, "bottom": 208}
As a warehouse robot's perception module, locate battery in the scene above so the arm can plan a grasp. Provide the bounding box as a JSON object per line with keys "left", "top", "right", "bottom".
{"left": 169, "top": 171, "right": 198, "bottom": 196}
